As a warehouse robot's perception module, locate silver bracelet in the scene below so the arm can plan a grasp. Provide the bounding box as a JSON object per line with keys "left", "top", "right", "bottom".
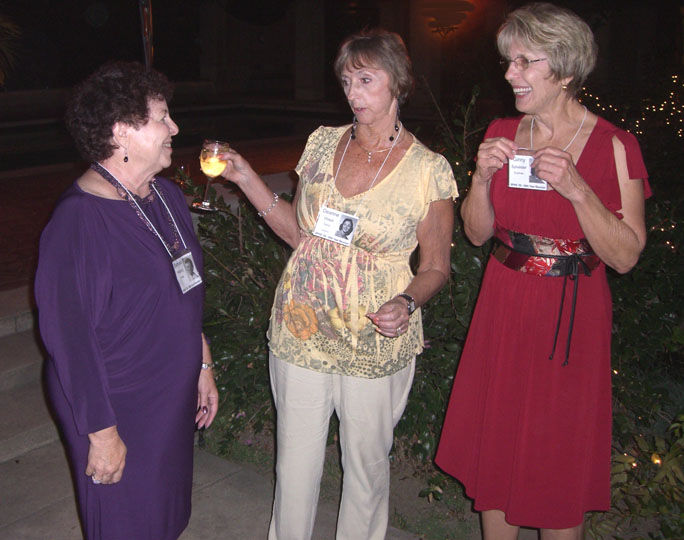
{"left": 201, "top": 362, "right": 214, "bottom": 370}
{"left": 257, "top": 192, "right": 279, "bottom": 218}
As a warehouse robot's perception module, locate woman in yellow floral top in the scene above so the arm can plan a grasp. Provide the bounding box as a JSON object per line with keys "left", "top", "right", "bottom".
{"left": 219, "top": 28, "right": 458, "bottom": 540}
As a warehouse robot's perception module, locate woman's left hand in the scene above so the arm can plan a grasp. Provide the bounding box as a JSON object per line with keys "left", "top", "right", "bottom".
{"left": 367, "top": 297, "right": 410, "bottom": 338}
{"left": 196, "top": 334, "right": 218, "bottom": 429}
{"left": 532, "top": 147, "right": 588, "bottom": 202}
{"left": 196, "top": 369, "right": 218, "bottom": 428}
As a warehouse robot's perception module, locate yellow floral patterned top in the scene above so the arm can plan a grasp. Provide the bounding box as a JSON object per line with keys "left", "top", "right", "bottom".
{"left": 267, "top": 126, "right": 458, "bottom": 378}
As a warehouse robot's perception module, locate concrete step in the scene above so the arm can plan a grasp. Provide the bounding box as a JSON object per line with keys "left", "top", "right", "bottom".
{"left": 0, "top": 286, "right": 34, "bottom": 339}
{"left": 0, "top": 439, "right": 78, "bottom": 538}
{"left": 0, "top": 330, "right": 44, "bottom": 392}
{"left": 0, "top": 380, "right": 59, "bottom": 463}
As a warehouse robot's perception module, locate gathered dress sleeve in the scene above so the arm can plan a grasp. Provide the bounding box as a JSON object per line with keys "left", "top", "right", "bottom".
{"left": 295, "top": 126, "right": 328, "bottom": 178}
{"left": 422, "top": 152, "right": 459, "bottom": 218}
{"left": 35, "top": 191, "right": 117, "bottom": 436}
{"left": 613, "top": 128, "right": 651, "bottom": 196}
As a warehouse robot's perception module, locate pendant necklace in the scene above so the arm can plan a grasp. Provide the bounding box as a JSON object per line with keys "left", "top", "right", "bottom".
{"left": 354, "top": 141, "right": 393, "bottom": 163}
{"left": 351, "top": 118, "right": 401, "bottom": 163}
{"left": 311, "top": 123, "right": 403, "bottom": 247}
{"left": 530, "top": 105, "right": 588, "bottom": 152}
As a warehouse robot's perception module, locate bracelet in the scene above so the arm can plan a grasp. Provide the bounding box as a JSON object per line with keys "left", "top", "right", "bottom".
{"left": 257, "top": 192, "right": 279, "bottom": 218}
{"left": 201, "top": 362, "right": 214, "bottom": 370}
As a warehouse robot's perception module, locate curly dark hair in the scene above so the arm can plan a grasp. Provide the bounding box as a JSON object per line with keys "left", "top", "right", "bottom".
{"left": 65, "top": 61, "right": 174, "bottom": 162}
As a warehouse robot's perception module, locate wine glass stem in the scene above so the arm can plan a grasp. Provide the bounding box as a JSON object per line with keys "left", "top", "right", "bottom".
{"left": 202, "top": 175, "right": 212, "bottom": 204}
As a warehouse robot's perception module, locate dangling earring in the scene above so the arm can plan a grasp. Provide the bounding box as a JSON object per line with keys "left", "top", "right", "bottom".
{"left": 123, "top": 148, "right": 129, "bottom": 163}
{"left": 389, "top": 106, "right": 400, "bottom": 142}
{"left": 350, "top": 116, "right": 357, "bottom": 140}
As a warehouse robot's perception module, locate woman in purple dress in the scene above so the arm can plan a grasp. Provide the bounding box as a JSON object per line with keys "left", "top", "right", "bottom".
{"left": 35, "top": 61, "right": 218, "bottom": 540}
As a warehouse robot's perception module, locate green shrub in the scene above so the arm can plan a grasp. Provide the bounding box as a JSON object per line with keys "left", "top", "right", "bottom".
{"left": 587, "top": 414, "right": 684, "bottom": 540}
{"left": 591, "top": 73, "right": 684, "bottom": 538}
{"left": 394, "top": 88, "right": 490, "bottom": 461}
{"left": 181, "top": 178, "right": 289, "bottom": 449}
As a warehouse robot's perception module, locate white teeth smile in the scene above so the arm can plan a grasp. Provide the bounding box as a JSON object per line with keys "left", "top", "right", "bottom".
{"left": 513, "top": 87, "right": 531, "bottom": 95}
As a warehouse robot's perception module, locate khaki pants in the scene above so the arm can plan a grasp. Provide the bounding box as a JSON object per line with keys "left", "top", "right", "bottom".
{"left": 267, "top": 353, "right": 415, "bottom": 540}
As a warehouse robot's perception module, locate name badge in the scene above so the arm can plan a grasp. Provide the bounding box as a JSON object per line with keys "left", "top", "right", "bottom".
{"left": 508, "top": 151, "right": 548, "bottom": 191}
{"left": 172, "top": 250, "right": 203, "bottom": 294}
{"left": 312, "top": 205, "right": 357, "bottom": 247}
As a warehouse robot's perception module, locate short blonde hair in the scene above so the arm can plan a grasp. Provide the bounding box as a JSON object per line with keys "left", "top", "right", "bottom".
{"left": 497, "top": 2, "right": 597, "bottom": 96}
{"left": 334, "top": 28, "right": 414, "bottom": 105}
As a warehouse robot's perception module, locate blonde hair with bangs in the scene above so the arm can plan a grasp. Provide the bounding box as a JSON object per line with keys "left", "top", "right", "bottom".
{"left": 334, "top": 29, "right": 414, "bottom": 105}
{"left": 497, "top": 2, "right": 597, "bottom": 96}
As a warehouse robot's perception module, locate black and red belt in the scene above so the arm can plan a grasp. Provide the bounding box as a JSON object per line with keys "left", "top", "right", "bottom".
{"left": 493, "top": 228, "right": 601, "bottom": 366}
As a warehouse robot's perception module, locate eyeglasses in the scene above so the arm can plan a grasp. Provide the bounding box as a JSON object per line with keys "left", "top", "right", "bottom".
{"left": 499, "top": 56, "right": 547, "bottom": 71}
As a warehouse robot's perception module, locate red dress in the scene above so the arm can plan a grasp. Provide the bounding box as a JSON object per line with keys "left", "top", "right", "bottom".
{"left": 435, "top": 116, "right": 650, "bottom": 529}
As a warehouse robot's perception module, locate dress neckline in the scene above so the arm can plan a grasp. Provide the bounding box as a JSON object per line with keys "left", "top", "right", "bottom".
{"left": 516, "top": 113, "right": 599, "bottom": 173}
{"left": 331, "top": 126, "right": 416, "bottom": 200}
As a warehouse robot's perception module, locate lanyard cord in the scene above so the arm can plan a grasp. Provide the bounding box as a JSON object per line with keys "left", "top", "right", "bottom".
{"left": 92, "top": 162, "right": 187, "bottom": 258}
{"left": 530, "top": 105, "right": 587, "bottom": 152}
{"left": 323, "top": 123, "right": 403, "bottom": 217}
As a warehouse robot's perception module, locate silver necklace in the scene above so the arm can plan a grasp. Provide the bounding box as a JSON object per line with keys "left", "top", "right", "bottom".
{"left": 354, "top": 140, "right": 393, "bottom": 163}
{"left": 353, "top": 124, "right": 402, "bottom": 163}
{"left": 530, "top": 105, "right": 588, "bottom": 152}
{"left": 325, "top": 123, "right": 403, "bottom": 212}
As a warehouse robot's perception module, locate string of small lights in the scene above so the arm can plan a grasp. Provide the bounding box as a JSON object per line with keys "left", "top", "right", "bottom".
{"left": 580, "top": 74, "right": 683, "bottom": 139}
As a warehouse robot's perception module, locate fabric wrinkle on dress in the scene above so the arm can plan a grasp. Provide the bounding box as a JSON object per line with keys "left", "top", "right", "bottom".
{"left": 435, "top": 115, "right": 651, "bottom": 529}
{"left": 35, "top": 177, "right": 204, "bottom": 540}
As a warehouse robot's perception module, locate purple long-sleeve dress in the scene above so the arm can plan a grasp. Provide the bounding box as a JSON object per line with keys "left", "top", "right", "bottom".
{"left": 35, "top": 177, "right": 204, "bottom": 540}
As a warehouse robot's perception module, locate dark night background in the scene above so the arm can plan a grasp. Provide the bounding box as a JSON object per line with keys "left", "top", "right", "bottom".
{"left": 0, "top": 0, "right": 681, "bottom": 170}
{"left": 1, "top": 0, "right": 682, "bottom": 106}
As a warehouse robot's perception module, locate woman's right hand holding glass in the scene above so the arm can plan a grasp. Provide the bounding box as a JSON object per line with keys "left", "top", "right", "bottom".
{"left": 218, "top": 148, "right": 259, "bottom": 189}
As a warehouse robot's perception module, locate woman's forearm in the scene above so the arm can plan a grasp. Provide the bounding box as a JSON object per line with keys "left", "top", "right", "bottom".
{"left": 461, "top": 173, "right": 495, "bottom": 246}
{"left": 403, "top": 267, "right": 449, "bottom": 309}
{"left": 571, "top": 186, "right": 646, "bottom": 273}
{"left": 233, "top": 171, "right": 301, "bottom": 249}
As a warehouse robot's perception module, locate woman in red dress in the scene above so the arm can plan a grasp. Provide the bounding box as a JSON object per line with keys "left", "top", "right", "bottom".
{"left": 435, "top": 3, "right": 650, "bottom": 539}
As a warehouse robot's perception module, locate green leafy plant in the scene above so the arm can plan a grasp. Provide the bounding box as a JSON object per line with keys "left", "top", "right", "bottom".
{"left": 181, "top": 175, "right": 289, "bottom": 449}
{"left": 394, "top": 88, "right": 491, "bottom": 462}
{"left": 0, "top": 14, "right": 20, "bottom": 87}
{"left": 588, "top": 414, "right": 684, "bottom": 540}
{"left": 586, "top": 73, "right": 684, "bottom": 538}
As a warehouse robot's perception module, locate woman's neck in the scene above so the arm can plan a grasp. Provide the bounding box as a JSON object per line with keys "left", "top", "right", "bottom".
{"left": 530, "top": 97, "right": 583, "bottom": 139}
{"left": 98, "top": 158, "right": 154, "bottom": 198}
{"left": 354, "top": 118, "right": 399, "bottom": 150}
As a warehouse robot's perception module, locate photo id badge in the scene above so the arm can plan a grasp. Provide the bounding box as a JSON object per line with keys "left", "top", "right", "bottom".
{"left": 172, "top": 250, "right": 202, "bottom": 294}
{"left": 312, "top": 205, "right": 358, "bottom": 247}
{"left": 508, "top": 150, "right": 548, "bottom": 191}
